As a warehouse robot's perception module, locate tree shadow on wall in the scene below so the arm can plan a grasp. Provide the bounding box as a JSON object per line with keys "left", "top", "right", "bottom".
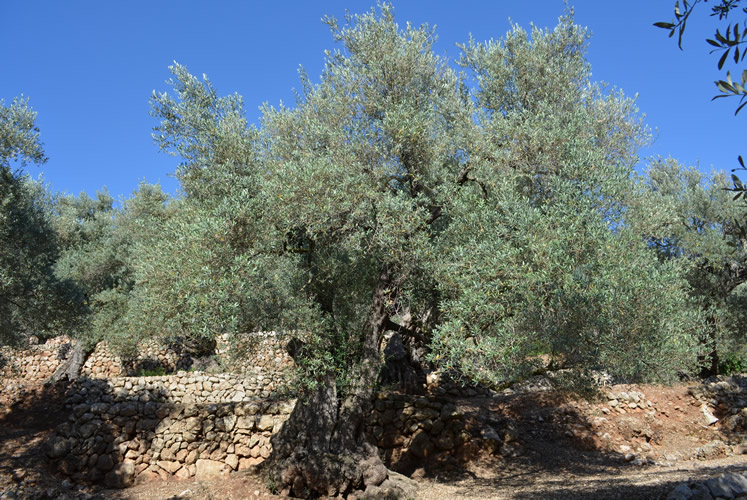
{"left": 694, "top": 374, "right": 747, "bottom": 444}
{"left": 0, "top": 378, "right": 73, "bottom": 490}
{"left": 50, "top": 376, "right": 174, "bottom": 485}
{"left": 384, "top": 389, "right": 746, "bottom": 500}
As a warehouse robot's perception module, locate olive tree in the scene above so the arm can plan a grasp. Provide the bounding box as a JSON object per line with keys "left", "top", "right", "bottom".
{"left": 640, "top": 159, "right": 746, "bottom": 374}
{"left": 429, "top": 16, "right": 703, "bottom": 385}
{"left": 53, "top": 183, "right": 169, "bottom": 354}
{"left": 0, "top": 97, "right": 85, "bottom": 346}
{"left": 145, "top": 7, "right": 703, "bottom": 497}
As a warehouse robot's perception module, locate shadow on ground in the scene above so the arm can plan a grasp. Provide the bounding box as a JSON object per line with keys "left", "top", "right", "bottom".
{"left": 0, "top": 378, "right": 72, "bottom": 489}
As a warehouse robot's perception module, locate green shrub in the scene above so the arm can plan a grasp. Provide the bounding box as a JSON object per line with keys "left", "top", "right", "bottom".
{"left": 719, "top": 353, "right": 747, "bottom": 375}
{"left": 136, "top": 366, "right": 167, "bottom": 377}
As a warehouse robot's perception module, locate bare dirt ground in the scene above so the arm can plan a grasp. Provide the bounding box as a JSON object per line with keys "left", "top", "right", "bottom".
{"left": 0, "top": 377, "right": 744, "bottom": 499}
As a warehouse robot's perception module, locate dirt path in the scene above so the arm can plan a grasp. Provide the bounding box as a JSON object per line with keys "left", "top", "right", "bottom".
{"left": 416, "top": 449, "right": 746, "bottom": 499}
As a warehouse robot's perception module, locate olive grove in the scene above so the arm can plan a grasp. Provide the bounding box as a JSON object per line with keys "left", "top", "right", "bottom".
{"left": 2, "top": 5, "right": 745, "bottom": 497}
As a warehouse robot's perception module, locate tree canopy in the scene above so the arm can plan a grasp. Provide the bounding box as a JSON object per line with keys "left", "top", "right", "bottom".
{"left": 0, "top": 98, "right": 85, "bottom": 345}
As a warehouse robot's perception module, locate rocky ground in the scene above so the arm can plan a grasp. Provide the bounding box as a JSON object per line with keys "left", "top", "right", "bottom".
{"left": 0, "top": 375, "right": 745, "bottom": 499}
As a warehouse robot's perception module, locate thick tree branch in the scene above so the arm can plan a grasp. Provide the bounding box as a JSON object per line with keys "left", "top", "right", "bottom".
{"left": 384, "top": 318, "right": 425, "bottom": 343}
{"left": 457, "top": 163, "right": 489, "bottom": 198}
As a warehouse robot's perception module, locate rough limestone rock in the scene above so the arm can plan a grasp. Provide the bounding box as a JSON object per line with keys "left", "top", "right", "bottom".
{"left": 195, "top": 459, "right": 226, "bottom": 479}
{"left": 696, "top": 440, "right": 727, "bottom": 460}
{"left": 363, "top": 470, "right": 418, "bottom": 500}
{"left": 667, "top": 472, "right": 747, "bottom": 500}
{"left": 700, "top": 404, "right": 719, "bottom": 426}
{"left": 256, "top": 414, "right": 274, "bottom": 431}
{"left": 47, "top": 437, "right": 72, "bottom": 459}
{"left": 360, "top": 456, "right": 388, "bottom": 488}
{"left": 408, "top": 430, "right": 435, "bottom": 458}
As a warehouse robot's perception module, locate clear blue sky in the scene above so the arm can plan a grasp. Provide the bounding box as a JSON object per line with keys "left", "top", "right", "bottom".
{"left": 2, "top": 1, "right": 743, "bottom": 199}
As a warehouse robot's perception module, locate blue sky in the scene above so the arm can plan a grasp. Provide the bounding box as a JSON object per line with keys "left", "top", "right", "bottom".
{"left": 2, "top": 1, "right": 743, "bottom": 199}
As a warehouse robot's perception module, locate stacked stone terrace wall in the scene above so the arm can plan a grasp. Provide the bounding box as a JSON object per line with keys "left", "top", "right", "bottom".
{"left": 79, "top": 332, "right": 294, "bottom": 382}
{"left": 81, "top": 339, "right": 193, "bottom": 378}
{"left": 48, "top": 372, "right": 468, "bottom": 487}
{"left": 49, "top": 372, "right": 293, "bottom": 487}
{"left": 214, "top": 332, "right": 294, "bottom": 379}
{"left": 0, "top": 336, "right": 71, "bottom": 381}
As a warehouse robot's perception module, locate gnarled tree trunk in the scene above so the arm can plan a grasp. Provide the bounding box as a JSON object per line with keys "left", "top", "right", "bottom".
{"left": 49, "top": 339, "right": 90, "bottom": 382}
{"left": 266, "top": 269, "right": 415, "bottom": 498}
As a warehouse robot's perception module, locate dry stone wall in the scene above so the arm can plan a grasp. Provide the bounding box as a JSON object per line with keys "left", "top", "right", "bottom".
{"left": 3, "top": 334, "right": 472, "bottom": 487}
{"left": 49, "top": 372, "right": 295, "bottom": 487}
{"left": 213, "top": 332, "right": 294, "bottom": 384}
{"left": 78, "top": 332, "right": 294, "bottom": 382}
{"left": 0, "top": 336, "right": 71, "bottom": 381}
{"left": 48, "top": 372, "right": 468, "bottom": 487}
{"left": 367, "top": 393, "right": 468, "bottom": 468}
{"left": 81, "top": 339, "right": 193, "bottom": 378}
{"left": 0, "top": 332, "right": 294, "bottom": 387}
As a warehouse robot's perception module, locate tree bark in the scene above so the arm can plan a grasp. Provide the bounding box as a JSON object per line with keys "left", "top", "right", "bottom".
{"left": 266, "top": 268, "right": 412, "bottom": 498}
{"left": 49, "top": 339, "right": 90, "bottom": 382}
{"left": 700, "top": 314, "right": 721, "bottom": 378}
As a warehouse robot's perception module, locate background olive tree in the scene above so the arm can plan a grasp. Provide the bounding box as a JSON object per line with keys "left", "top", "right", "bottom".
{"left": 637, "top": 159, "right": 746, "bottom": 374}
{"left": 0, "top": 97, "right": 85, "bottom": 346}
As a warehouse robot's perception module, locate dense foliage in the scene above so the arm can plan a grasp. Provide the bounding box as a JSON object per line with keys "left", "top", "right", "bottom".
{"left": 0, "top": 98, "right": 85, "bottom": 345}
{"left": 641, "top": 159, "right": 746, "bottom": 373}
{"left": 4, "top": 6, "right": 742, "bottom": 381}
{"left": 136, "top": 9, "right": 712, "bottom": 389}
{"left": 53, "top": 183, "right": 169, "bottom": 351}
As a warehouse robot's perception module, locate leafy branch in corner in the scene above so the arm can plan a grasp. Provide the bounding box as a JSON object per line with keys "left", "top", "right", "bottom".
{"left": 655, "top": 0, "right": 747, "bottom": 114}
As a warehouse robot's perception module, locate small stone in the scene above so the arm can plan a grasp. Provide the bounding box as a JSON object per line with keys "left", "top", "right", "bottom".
{"left": 174, "top": 467, "right": 191, "bottom": 480}
{"left": 361, "top": 457, "right": 387, "bottom": 487}
{"left": 720, "top": 473, "right": 747, "bottom": 496}
{"left": 408, "top": 431, "right": 435, "bottom": 459}
{"left": 667, "top": 483, "right": 692, "bottom": 500}
{"left": 235, "top": 416, "right": 254, "bottom": 430}
{"left": 700, "top": 405, "right": 719, "bottom": 425}
{"left": 697, "top": 440, "right": 726, "bottom": 460}
{"left": 238, "top": 457, "right": 263, "bottom": 470}
{"left": 48, "top": 437, "right": 72, "bottom": 459}
{"left": 256, "top": 415, "right": 274, "bottom": 431}
{"left": 435, "top": 435, "right": 455, "bottom": 450}
{"left": 217, "top": 415, "right": 237, "bottom": 432}
{"left": 185, "top": 450, "right": 198, "bottom": 465}
{"left": 96, "top": 454, "right": 114, "bottom": 472}
{"left": 157, "top": 460, "right": 182, "bottom": 474}
{"left": 225, "top": 454, "right": 239, "bottom": 470}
